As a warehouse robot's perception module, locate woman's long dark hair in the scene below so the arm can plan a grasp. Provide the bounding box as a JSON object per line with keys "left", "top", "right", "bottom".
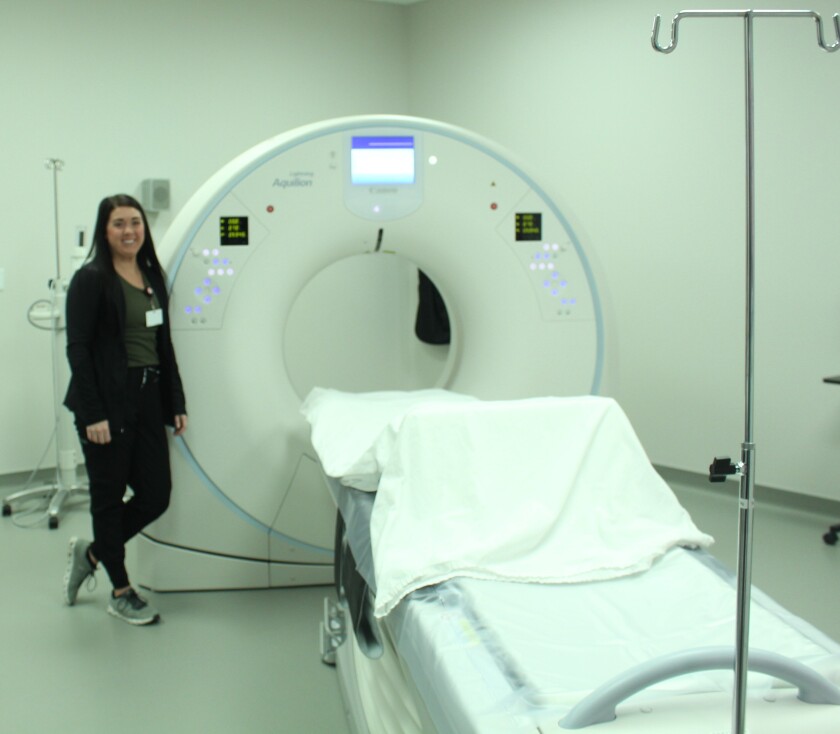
{"left": 87, "top": 194, "right": 164, "bottom": 277}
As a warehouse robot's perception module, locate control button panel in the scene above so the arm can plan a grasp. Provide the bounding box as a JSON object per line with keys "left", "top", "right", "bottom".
{"left": 498, "top": 197, "right": 595, "bottom": 322}
{"left": 169, "top": 197, "right": 268, "bottom": 330}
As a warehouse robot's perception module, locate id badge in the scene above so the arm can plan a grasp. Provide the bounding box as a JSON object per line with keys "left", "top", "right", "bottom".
{"left": 146, "top": 308, "right": 164, "bottom": 327}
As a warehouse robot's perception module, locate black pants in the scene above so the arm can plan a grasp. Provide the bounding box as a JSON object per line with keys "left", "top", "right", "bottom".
{"left": 78, "top": 367, "right": 171, "bottom": 590}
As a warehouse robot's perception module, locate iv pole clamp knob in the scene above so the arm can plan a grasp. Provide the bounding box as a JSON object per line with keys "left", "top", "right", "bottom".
{"left": 709, "top": 456, "right": 741, "bottom": 483}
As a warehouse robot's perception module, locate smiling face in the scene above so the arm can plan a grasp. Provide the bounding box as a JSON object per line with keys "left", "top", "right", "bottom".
{"left": 106, "top": 206, "right": 145, "bottom": 263}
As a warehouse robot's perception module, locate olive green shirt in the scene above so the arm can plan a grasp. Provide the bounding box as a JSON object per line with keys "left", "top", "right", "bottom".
{"left": 119, "top": 276, "right": 160, "bottom": 367}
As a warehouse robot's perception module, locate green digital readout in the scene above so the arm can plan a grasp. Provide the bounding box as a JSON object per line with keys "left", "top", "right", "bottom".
{"left": 515, "top": 212, "right": 542, "bottom": 241}
{"left": 220, "top": 216, "right": 249, "bottom": 245}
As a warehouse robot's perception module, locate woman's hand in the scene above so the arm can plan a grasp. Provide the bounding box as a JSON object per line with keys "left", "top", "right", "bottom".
{"left": 173, "top": 414, "right": 188, "bottom": 436}
{"left": 85, "top": 420, "right": 112, "bottom": 445}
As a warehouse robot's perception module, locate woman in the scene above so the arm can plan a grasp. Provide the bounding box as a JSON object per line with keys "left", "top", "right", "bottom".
{"left": 62, "top": 194, "right": 187, "bottom": 625}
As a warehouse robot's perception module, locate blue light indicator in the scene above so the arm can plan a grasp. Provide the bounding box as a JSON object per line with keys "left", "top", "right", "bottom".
{"left": 204, "top": 296, "right": 212, "bottom": 304}
{"left": 195, "top": 306, "right": 202, "bottom": 314}
{"left": 185, "top": 306, "right": 193, "bottom": 314}
{"left": 213, "top": 286, "right": 221, "bottom": 295}
{"left": 560, "top": 280, "right": 568, "bottom": 288}
{"left": 203, "top": 278, "right": 212, "bottom": 287}
{"left": 551, "top": 289, "right": 559, "bottom": 297}
{"left": 194, "top": 287, "right": 202, "bottom": 296}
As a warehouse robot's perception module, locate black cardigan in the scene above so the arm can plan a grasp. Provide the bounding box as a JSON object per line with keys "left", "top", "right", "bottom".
{"left": 64, "top": 261, "right": 186, "bottom": 432}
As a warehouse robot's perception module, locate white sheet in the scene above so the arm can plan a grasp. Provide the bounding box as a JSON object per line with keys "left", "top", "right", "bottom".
{"left": 370, "top": 396, "right": 713, "bottom": 617}
{"left": 301, "top": 387, "right": 478, "bottom": 491}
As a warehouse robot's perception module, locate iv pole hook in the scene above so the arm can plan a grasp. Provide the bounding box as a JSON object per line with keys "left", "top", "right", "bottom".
{"left": 813, "top": 11, "right": 840, "bottom": 51}
{"left": 652, "top": 10, "right": 840, "bottom": 54}
{"left": 651, "top": 13, "right": 681, "bottom": 53}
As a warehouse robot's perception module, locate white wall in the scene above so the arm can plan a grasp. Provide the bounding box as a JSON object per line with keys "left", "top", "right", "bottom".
{"left": 0, "top": 0, "right": 410, "bottom": 475}
{"left": 3, "top": 0, "right": 840, "bottom": 502}
{"left": 406, "top": 0, "right": 840, "bottom": 500}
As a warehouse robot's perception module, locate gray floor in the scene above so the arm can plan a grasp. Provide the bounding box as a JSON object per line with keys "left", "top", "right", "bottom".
{"left": 2, "top": 470, "right": 840, "bottom": 734}
{"left": 0, "top": 482, "right": 351, "bottom": 734}
{"left": 666, "top": 468, "right": 840, "bottom": 643}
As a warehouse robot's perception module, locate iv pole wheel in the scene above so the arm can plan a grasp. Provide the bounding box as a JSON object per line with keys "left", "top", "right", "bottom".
{"left": 48, "top": 515, "right": 59, "bottom": 530}
{"left": 823, "top": 527, "right": 839, "bottom": 546}
{"left": 2, "top": 502, "right": 11, "bottom": 517}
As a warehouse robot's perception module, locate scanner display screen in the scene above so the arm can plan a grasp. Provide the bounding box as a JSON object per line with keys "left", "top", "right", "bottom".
{"left": 220, "top": 217, "right": 249, "bottom": 245}
{"left": 515, "top": 212, "right": 542, "bottom": 241}
{"left": 351, "top": 136, "right": 415, "bottom": 185}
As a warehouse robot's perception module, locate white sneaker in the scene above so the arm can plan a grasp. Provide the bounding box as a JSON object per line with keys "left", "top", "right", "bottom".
{"left": 63, "top": 537, "right": 96, "bottom": 606}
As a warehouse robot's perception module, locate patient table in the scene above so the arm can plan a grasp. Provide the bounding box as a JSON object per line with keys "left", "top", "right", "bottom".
{"left": 303, "top": 390, "right": 840, "bottom": 733}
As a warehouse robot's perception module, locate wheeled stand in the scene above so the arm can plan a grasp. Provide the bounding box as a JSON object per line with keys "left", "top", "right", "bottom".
{"left": 2, "top": 159, "right": 89, "bottom": 529}
{"left": 2, "top": 479, "right": 88, "bottom": 530}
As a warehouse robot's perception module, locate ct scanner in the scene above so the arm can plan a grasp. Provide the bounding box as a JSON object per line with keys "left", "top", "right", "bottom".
{"left": 129, "top": 116, "right": 840, "bottom": 734}
{"left": 135, "top": 115, "right": 604, "bottom": 591}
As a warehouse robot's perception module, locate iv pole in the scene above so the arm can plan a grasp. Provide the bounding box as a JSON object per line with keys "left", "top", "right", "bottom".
{"left": 652, "top": 10, "right": 840, "bottom": 734}
{"left": 1, "top": 159, "right": 89, "bottom": 529}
